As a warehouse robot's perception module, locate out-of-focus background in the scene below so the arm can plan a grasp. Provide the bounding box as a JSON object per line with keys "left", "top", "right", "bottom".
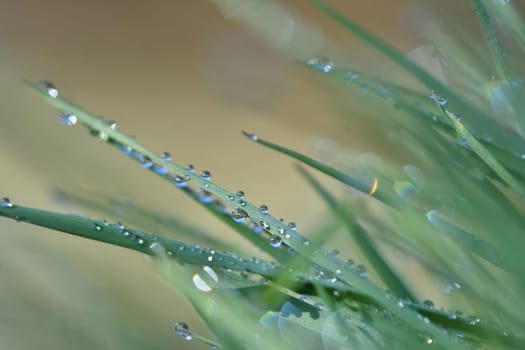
{"left": 0, "top": 1, "right": 483, "bottom": 348}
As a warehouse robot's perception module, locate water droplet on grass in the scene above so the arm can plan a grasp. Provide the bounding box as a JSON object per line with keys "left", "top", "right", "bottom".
{"left": 437, "top": 97, "right": 447, "bottom": 106}
{"left": 153, "top": 164, "right": 168, "bottom": 175}
{"left": 175, "top": 322, "right": 193, "bottom": 341}
{"left": 1, "top": 197, "right": 13, "bottom": 208}
{"left": 423, "top": 300, "right": 435, "bottom": 309}
{"left": 198, "top": 190, "right": 213, "bottom": 203}
{"left": 356, "top": 264, "right": 367, "bottom": 278}
{"left": 186, "top": 164, "right": 195, "bottom": 173}
{"left": 36, "top": 81, "right": 58, "bottom": 98}
{"left": 107, "top": 120, "right": 117, "bottom": 130}
{"left": 200, "top": 170, "right": 211, "bottom": 181}
{"left": 140, "top": 156, "right": 153, "bottom": 168}
{"left": 236, "top": 190, "right": 245, "bottom": 199}
{"left": 231, "top": 208, "right": 248, "bottom": 223}
{"left": 174, "top": 175, "right": 188, "bottom": 188}
{"left": 192, "top": 265, "right": 219, "bottom": 292}
{"left": 94, "top": 223, "right": 103, "bottom": 231}
{"left": 287, "top": 222, "right": 296, "bottom": 230}
{"left": 307, "top": 56, "right": 334, "bottom": 73}
{"left": 59, "top": 113, "right": 77, "bottom": 126}
{"left": 161, "top": 151, "right": 171, "bottom": 162}
{"left": 149, "top": 242, "right": 166, "bottom": 255}
{"left": 242, "top": 130, "right": 258, "bottom": 141}
{"left": 269, "top": 235, "right": 282, "bottom": 248}
{"left": 259, "top": 204, "right": 268, "bottom": 214}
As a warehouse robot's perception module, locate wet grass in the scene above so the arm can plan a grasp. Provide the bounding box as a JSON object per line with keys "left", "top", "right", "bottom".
{"left": 2, "top": 0, "right": 525, "bottom": 349}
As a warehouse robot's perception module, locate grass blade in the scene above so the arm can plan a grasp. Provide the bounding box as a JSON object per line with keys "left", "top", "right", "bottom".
{"left": 295, "top": 165, "right": 416, "bottom": 301}
{"left": 241, "top": 131, "right": 395, "bottom": 205}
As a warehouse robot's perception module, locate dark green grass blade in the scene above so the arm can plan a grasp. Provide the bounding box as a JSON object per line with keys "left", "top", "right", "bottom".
{"left": 241, "top": 131, "right": 396, "bottom": 206}
{"left": 0, "top": 202, "right": 281, "bottom": 279}
{"left": 295, "top": 165, "right": 416, "bottom": 301}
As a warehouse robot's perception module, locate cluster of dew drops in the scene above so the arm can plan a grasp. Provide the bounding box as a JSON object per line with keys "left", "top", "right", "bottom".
{"left": 34, "top": 81, "right": 304, "bottom": 251}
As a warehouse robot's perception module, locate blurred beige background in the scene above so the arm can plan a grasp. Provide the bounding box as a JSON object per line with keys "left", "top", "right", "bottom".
{"left": 0, "top": 1, "right": 483, "bottom": 349}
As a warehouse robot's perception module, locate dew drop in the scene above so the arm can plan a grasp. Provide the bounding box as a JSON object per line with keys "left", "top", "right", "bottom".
{"left": 149, "top": 242, "right": 166, "bottom": 255}
{"left": 192, "top": 265, "right": 219, "bottom": 292}
{"left": 174, "top": 322, "right": 193, "bottom": 341}
{"left": 107, "top": 120, "right": 117, "bottom": 130}
{"left": 259, "top": 204, "right": 269, "bottom": 214}
{"left": 122, "top": 145, "right": 133, "bottom": 156}
{"left": 161, "top": 151, "right": 171, "bottom": 162}
{"left": 423, "top": 300, "right": 435, "bottom": 309}
{"left": 277, "top": 227, "right": 285, "bottom": 235}
{"left": 236, "top": 190, "right": 245, "bottom": 199}
{"left": 231, "top": 208, "right": 248, "bottom": 223}
{"left": 186, "top": 164, "right": 195, "bottom": 173}
{"left": 307, "top": 56, "right": 334, "bottom": 73}
{"left": 269, "top": 235, "right": 282, "bottom": 248}
{"left": 242, "top": 130, "right": 258, "bottom": 141}
{"left": 153, "top": 164, "right": 168, "bottom": 175}
{"left": 313, "top": 302, "right": 325, "bottom": 311}
{"left": 59, "top": 113, "right": 77, "bottom": 126}
{"left": 36, "top": 80, "right": 58, "bottom": 98}
{"left": 227, "top": 194, "right": 235, "bottom": 201}
{"left": 239, "top": 200, "right": 246, "bottom": 207}
{"left": 200, "top": 170, "right": 211, "bottom": 181}
{"left": 252, "top": 225, "right": 264, "bottom": 235}
{"left": 356, "top": 264, "right": 367, "bottom": 278}
{"left": 140, "top": 156, "right": 153, "bottom": 168}
{"left": 174, "top": 175, "right": 188, "bottom": 188}
{"left": 93, "top": 223, "right": 103, "bottom": 231}
{"left": 259, "top": 221, "right": 270, "bottom": 231}
{"left": 437, "top": 97, "right": 447, "bottom": 106}
{"left": 137, "top": 238, "right": 145, "bottom": 245}
{"left": 198, "top": 190, "right": 213, "bottom": 203}
{"left": 1, "top": 197, "right": 13, "bottom": 208}
{"left": 287, "top": 222, "right": 296, "bottom": 231}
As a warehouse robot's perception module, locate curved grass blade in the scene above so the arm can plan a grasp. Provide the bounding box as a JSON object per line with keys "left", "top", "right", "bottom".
{"left": 295, "top": 165, "right": 416, "bottom": 301}
{"left": 241, "top": 131, "right": 396, "bottom": 206}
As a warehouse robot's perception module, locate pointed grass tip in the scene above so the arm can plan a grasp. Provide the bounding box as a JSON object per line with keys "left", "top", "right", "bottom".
{"left": 241, "top": 131, "right": 258, "bottom": 142}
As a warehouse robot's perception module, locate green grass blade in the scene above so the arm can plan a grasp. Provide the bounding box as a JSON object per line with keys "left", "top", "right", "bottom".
{"left": 241, "top": 131, "right": 396, "bottom": 206}
{"left": 431, "top": 95, "right": 525, "bottom": 198}
{"left": 308, "top": 0, "right": 525, "bottom": 153}
{"left": 0, "top": 202, "right": 281, "bottom": 279}
{"left": 295, "top": 165, "right": 416, "bottom": 301}
{"left": 472, "top": 0, "right": 513, "bottom": 80}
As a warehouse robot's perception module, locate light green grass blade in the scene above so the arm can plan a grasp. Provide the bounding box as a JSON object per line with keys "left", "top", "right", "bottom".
{"left": 241, "top": 131, "right": 396, "bottom": 206}
{"left": 309, "top": 0, "right": 525, "bottom": 153}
